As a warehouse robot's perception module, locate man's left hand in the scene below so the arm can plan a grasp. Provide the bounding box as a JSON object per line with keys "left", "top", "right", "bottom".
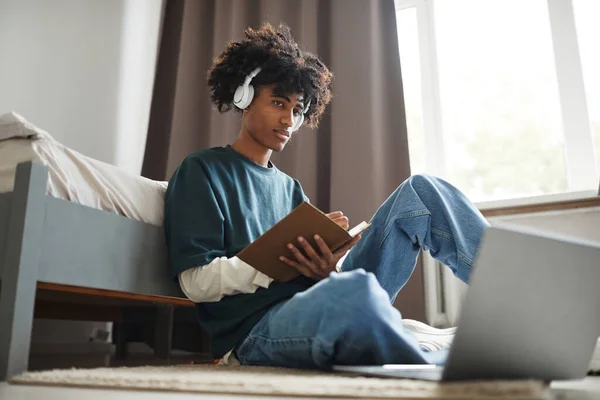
{"left": 326, "top": 211, "right": 349, "bottom": 230}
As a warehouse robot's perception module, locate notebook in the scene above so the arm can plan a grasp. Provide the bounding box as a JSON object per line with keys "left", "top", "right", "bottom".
{"left": 237, "top": 201, "right": 370, "bottom": 282}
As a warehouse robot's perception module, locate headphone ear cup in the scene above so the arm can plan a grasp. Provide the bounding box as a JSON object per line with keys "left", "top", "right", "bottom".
{"left": 234, "top": 67, "right": 261, "bottom": 110}
{"left": 244, "top": 85, "right": 255, "bottom": 108}
{"left": 234, "top": 84, "right": 255, "bottom": 109}
{"left": 292, "top": 112, "right": 304, "bottom": 132}
{"left": 233, "top": 85, "right": 245, "bottom": 108}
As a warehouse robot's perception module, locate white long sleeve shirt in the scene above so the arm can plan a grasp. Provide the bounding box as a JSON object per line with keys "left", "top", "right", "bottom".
{"left": 178, "top": 256, "right": 274, "bottom": 303}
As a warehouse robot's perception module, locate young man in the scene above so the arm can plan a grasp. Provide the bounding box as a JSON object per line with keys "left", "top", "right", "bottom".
{"left": 164, "top": 23, "right": 489, "bottom": 369}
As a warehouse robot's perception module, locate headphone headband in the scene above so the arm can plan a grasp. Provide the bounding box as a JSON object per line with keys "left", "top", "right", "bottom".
{"left": 303, "top": 99, "right": 311, "bottom": 113}
{"left": 246, "top": 67, "right": 261, "bottom": 84}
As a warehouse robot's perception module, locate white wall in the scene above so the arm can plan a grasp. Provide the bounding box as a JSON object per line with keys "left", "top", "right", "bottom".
{"left": 489, "top": 207, "right": 600, "bottom": 244}
{"left": 0, "top": 0, "right": 163, "bottom": 174}
{"left": 0, "top": 0, "right": 163, "bottom": 349}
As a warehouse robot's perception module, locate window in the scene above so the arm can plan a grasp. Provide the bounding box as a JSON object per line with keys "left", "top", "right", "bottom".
{"left": 396, "top": 0, "right": 599, "bottom": 204}
{"left": 573, "top": 0, "right": 600, "bottom": 173}
{"left": 396, "top": 7, "right": 426, "bottom": 176}
{"left": 435, "top": 0, "right": 566, "bottom": 202}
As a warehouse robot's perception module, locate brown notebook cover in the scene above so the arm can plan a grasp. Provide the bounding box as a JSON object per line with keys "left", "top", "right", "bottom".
{"left": 237, "top": 201, "right": 370, "bottom": 282}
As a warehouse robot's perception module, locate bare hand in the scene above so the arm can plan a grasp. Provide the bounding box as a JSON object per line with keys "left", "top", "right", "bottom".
{"left": 326, "top": 211, "right": 349, "bottom": 230}
{"left": 279, "top": 233, "right": 362, "bottom": 281}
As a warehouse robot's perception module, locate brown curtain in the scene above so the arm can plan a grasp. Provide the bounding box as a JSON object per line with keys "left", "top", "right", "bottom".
{"left": 143, "top": 0, "right": 425, "bottom": 320}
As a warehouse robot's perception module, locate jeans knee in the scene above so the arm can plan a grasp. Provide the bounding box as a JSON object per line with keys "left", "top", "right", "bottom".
{"left": 325, "top": 270, "right": 390, "bottom": 314}
{"left": 406, "top": 173, "right": 438, "bottom": 190}
{"left": 320, "top": 271, "right": 400, "bottom": 352}
{"left": 397, "top": 174, "right": 449, "bottom": 208}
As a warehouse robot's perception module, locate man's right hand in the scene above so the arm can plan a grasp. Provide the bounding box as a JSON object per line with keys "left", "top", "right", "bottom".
{"left": 279, "top": 232, "right": 362, "bottom": 281}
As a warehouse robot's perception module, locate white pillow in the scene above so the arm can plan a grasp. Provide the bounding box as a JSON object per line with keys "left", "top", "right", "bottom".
{"left": 0, "top": 112, "right": 55, "bottom": 142}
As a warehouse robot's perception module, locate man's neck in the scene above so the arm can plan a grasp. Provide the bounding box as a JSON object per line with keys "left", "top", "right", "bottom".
{"left": 231, "top": 135, "right": 272, "bottom": 168}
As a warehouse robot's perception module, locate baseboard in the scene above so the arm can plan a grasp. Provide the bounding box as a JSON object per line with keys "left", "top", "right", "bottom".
{"left": 30, "top": 342, "right": 115, "bottom": 355}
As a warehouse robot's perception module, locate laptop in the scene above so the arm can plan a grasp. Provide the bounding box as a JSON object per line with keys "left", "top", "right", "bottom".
{"left": 333, "top": 225, "right": 600, "bottom": 381}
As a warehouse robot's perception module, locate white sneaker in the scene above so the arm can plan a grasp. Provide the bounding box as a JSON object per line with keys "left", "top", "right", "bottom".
{"left": 402, "top": 319, "right": 456, "bottom": 352}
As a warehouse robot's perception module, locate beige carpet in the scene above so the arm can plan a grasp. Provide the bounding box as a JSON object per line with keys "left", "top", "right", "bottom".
{"left": 10, "top": 364, "right": 547, "bottom": 399}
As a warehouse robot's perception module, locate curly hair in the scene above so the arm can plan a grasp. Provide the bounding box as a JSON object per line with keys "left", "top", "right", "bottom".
{"left": 207, "top": 23, "right": 333, "bottom": 129}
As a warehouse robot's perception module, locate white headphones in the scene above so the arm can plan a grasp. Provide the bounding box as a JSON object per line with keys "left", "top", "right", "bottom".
{"left": 233, "top": 67, "right": 310, "bottom": 132}
{"left": 292, "top": 99, "right": 310, "bottom": 132}
{"left": 233, "top": 67, "right": 261, "bottom": 109}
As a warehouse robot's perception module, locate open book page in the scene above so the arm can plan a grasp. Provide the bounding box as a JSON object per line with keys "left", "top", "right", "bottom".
{"left": 332, "top": 221, "right": 370, "bottom": 253}
{"left": 348, "top": 221, "right": 370, "bottom": 237}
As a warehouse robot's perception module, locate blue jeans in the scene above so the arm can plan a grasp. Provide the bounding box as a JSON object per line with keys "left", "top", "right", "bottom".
{"left": 234, "top": 174, "right": 489, "bottom": 369}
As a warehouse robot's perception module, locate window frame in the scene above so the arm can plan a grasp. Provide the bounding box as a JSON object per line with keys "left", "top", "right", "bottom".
{"left": 394, "top": 0, "right": 599, "bottom": 209}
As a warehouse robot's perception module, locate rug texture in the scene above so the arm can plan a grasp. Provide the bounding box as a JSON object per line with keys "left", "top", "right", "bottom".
{"left": 10, "top": 363, "right": 547, "bottom": 399}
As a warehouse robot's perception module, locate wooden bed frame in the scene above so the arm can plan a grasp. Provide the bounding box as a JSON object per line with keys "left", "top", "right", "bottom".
{"left": 0, "top": 162, "right": 194, "bottom": 380}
